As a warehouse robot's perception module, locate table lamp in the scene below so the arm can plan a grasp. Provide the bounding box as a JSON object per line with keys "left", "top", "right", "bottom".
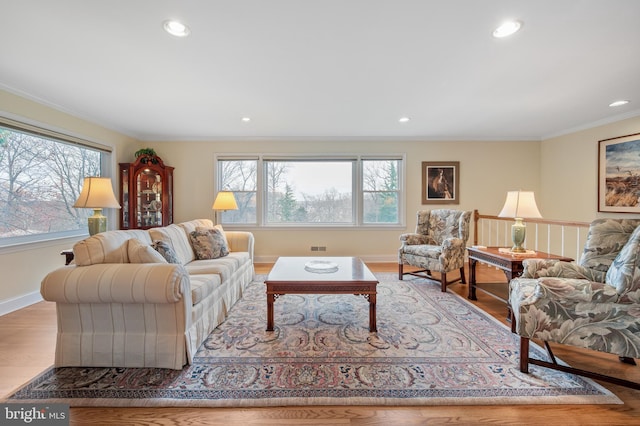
{"left": 74, "top": 177, "right": 121, "bottom": 235}
{"left": 498, "top": 190, "right": 542, "bottom": 253}
{"left": 212, "top": 191, "right": 238, "bottom": 224}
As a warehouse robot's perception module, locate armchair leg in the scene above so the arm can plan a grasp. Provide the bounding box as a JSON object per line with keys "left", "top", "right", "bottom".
{"left": 440, "top": 273, "right": 447, "bottom": 292}
{"left": 620, "top": 356, "right": 637, "bottom": 365}
{"left": 520, "top": 337, "right": 529, "bottom": 374}
{"left": 459, "top": 267, "right": 466, "bottom": 284}
{"left": 399, "top": 263, "right": 404, "bottom": 280}
{"left": 522, "top": 339, "right": 640, "bottom": 390}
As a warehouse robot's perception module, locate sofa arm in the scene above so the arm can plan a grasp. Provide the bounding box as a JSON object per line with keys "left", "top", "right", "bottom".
{"left": 41, "top": 263, "right": 191, "bottom": 305}
{"left": 521, "top": 258, "right": 606, "bottom": 282}
{"left": 399, "top": 233, "right": 431, "bottom": 246}
{"left": 226, "top": 231, "right": 255, "bottom": 260}
{"left": 441, "top": 238, "right": 466, "bottom": 268}
{"left": 510, "top": 277, "right": 619, "bottom": 309}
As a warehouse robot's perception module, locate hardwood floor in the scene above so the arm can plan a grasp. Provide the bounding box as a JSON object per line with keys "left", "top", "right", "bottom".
{"left": 2, "top": 263, "right": 639, "bottom": 425}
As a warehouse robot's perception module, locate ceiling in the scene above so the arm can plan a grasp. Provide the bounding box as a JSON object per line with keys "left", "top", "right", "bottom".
{"left": 1, "top": 0, "right": 639, "bottom": 142}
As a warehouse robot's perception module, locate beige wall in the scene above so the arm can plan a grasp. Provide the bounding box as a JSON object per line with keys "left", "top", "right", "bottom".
{"left": 540, "top": 115, "right": 640, "bottom": 222}
{"left": 1, "top": 87, "right": 639, "bottom": 313}
{"left": 0, "top": 90, "right": 136, "bottom": 310}
{"left": 149, "top": 139, "right": 540, "bottom": 262}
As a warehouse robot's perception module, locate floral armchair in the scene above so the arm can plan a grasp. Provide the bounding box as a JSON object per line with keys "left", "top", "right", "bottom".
{"left": 509, "top": 218, "right": 640, "bottom": 389}
{"left": 399, "top": 209, "right": 471, "bottom": 292}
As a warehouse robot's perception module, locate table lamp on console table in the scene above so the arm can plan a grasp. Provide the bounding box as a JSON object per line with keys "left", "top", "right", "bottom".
{"left": 497, "top": 190, "right": 542, "bottom": 253}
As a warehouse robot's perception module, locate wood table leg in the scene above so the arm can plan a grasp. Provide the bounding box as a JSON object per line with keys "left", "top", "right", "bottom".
{"left": 468, "top": 257, "right": 478, "bottom": 300}
{"left": 266, "top": 292, "right": 275, "bottom": 331}
{"left": 369, "top": 292, "right": 377, "bottom": 332}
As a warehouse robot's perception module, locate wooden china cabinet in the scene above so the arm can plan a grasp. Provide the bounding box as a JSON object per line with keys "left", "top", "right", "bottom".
{"left": 119, "top": 154, "right": 174, "bottom": 229}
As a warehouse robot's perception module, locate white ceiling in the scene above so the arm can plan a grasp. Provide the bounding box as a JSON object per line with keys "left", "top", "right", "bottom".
{"left": 1, "top": 0, "right": 639, "bottom": 142}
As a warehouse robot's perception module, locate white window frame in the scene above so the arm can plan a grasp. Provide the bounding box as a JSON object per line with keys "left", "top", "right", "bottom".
{"left": 215, "top": 153, "right": 405, "bottom": 229}
{"left": 0, "top": 115, "right": 114, "bottom": 250}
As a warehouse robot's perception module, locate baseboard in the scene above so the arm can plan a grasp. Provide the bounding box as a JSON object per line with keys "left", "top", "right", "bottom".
{"left": 0, "top": 291, "right": 43, "bottom": 317}
{"left": 254, "top": 255, "right": 397, "bottom": 263}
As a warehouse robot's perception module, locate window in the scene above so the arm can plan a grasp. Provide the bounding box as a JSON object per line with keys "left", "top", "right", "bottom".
{"left": 266, "top": 160, "right": 354, "bottom": 224}
{"left": 362, "top": 159, "right": 400, "bottom": 224}
{"left": 217, "top": 159, "right": 257, "bottom": 224}
{"left": 0, "top": 119, "right": 109, "bottom": 245}
{"left": 217, "top": 155, "right": 403, "bottom": 227}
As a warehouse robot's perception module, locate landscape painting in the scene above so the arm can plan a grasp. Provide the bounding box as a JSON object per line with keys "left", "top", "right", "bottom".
{"left": 599, "top": 133, "right": 640, "bottom": 213}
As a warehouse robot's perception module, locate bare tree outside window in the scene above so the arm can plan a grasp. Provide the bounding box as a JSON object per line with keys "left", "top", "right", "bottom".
{"left": 0, "top": 125, "right": 102, "bottom": 241}
{"left": 217, "top": 156, "right": 402, "bottom": 226}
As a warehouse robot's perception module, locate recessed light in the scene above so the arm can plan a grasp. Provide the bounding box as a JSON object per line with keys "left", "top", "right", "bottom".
{"left": 493, "top": 20, "right": 522, "bottom": 38}
{"left": 163, "top": 20, "right": 190, "bottom": 37}
{"left": 399, "top": 117, "right": 410, "bottom": 123}
{"left": 609, "top": 100, "right": 630, "bottom": 107}
{"left": 241, "top": 117, "right": 251, "bottom": 122}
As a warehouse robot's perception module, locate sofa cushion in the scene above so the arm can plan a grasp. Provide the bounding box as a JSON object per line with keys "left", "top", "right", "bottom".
{"left": 189, "top": 273, "right": 221, "bottom": 305}
{"left": 73, "top": 230, "right": 152, "bottom": 266}
{"left": 185, "top": 253, "right": 248, "bottom": 274}
{"left": 148, "top": 224, "right": 195, "bottom": 265}
{"left": 151, "top": 240, "right": 181, "bottom": 264}
{"left": 179, "top": 219, "right": 215, "bottom": 235}
{"left": 189, "top": 228, "right": 229, "bottom": 260}
{"left": 128, "top": 239, "right": 168, "bottom": 264}
{"left": 606, "top": 225, "right": 640, "bottom": 294}
{"left": 580, "top": 219, "right": 640, "bottom": 272}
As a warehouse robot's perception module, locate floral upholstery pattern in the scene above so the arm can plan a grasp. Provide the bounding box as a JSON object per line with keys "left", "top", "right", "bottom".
{"left": 510, "top": 218, "right": 640, "bottom": 359}
{"left": 189, "top": 228, "right": 230, "bottom": 260}
{"left": 399, "top": 209, "right": 471, "bottom": 291}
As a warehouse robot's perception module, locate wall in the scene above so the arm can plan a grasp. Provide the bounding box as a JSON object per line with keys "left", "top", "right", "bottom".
{"left": 2, "top": 86, "right": 637, "bottom": 313}
{"left": 0, "top": 90, "right": 136, "bottom": 313}
{"left": 540, "top": 115, "right": 640, "bottom": 222}
{"left": 149, "top": 139, "right": 541, "bottom": 262}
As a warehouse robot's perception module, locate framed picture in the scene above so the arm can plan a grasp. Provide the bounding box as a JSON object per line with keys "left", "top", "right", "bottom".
{"left": 598, "top": 132, "right": 640, "bottom": 213}
{"left": 422, "top": 161, "right": 459, "bottom": 204}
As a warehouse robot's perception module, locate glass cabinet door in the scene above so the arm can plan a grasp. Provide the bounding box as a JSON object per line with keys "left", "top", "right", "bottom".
{"left": 121, "top": 169, "right": 129, "bottom": 228}
{"left": 119, "top": 155, "right": 173, "bottom": 229}
{"left": 136, "top": 169, "right": 163, "bottom": 228}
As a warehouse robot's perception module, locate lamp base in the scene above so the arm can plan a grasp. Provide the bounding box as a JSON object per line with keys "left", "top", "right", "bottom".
{"left": 511, "top": 218, "right": 526, "bottom": 253}
{"left": 87, "top": 208, "right": 107, "bottom": 236}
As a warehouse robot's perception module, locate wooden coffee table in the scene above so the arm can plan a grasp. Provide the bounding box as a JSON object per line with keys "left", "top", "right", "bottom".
{"left": 264, "top": 257, "right": 379, "bottom": 332}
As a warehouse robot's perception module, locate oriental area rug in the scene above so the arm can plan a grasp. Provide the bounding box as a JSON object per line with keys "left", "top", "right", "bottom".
{"left": 5, "top": 274, "right": 621, "bottom": 407}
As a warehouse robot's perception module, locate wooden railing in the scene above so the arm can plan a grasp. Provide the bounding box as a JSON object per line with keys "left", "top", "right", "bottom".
{"left": 473, "top": 210, "right": 591, "bottom": 262}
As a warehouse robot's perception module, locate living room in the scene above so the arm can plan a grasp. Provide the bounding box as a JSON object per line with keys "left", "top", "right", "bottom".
{"left": 1, "top": 1, "right": 640, "bottom": 424}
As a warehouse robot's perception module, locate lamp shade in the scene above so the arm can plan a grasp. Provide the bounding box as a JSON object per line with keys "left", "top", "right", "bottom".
{"left": 497, "top": 191, "right": 542, "bottom": 219}
{"left": 212, "top": 191, "right": 238, "bottom": 211}
{"left": 73, "top": 177, "right": 121, "bottom": 209}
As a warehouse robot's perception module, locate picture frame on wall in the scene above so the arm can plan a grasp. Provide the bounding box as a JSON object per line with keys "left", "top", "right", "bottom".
{"left": 422, "top": 161, "right": 459, "bottom": 204}
{"left": 598, "top": 132, "right": 640, "bottom": 213}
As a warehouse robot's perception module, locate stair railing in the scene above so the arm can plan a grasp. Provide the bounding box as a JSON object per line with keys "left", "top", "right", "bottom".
{"left": 472, "top": 209, "right": 591, "bottom": 262}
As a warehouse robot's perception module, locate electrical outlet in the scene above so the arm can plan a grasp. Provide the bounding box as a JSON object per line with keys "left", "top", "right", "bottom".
{"left": 311, "top": 246, "right": 319, "bottom": 251}
{"left": 318, "top": 246, "right": 326, "bottom": 251}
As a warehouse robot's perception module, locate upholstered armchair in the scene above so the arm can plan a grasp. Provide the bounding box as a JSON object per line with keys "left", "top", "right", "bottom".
{"left": 509, "top": 218, "right": 640, "bottom": 389}
{"left": 399, "top": 209, "right": 472, "bottom": 292}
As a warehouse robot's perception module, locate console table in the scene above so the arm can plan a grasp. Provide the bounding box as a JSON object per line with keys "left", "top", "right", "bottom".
{"left": 467, "top": 246, "right": 573, "bottom": 302}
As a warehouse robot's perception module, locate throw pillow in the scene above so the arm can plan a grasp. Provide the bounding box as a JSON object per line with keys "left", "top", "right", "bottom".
{"left": 128, "top": 239, "right": 168, "bottom": 264}
{"left": 189, "top": 228, "right": 229, "bottom": 260}
{"left": 196, "top": 224, "right": 230, "bottom": 252}
{"left": 151, "top": 240, "right": 181, "bottom": 264}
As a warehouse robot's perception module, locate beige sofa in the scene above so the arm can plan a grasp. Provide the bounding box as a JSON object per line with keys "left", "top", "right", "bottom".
{"left": 40, "top": 219, "right": 254, "bottom": 370}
